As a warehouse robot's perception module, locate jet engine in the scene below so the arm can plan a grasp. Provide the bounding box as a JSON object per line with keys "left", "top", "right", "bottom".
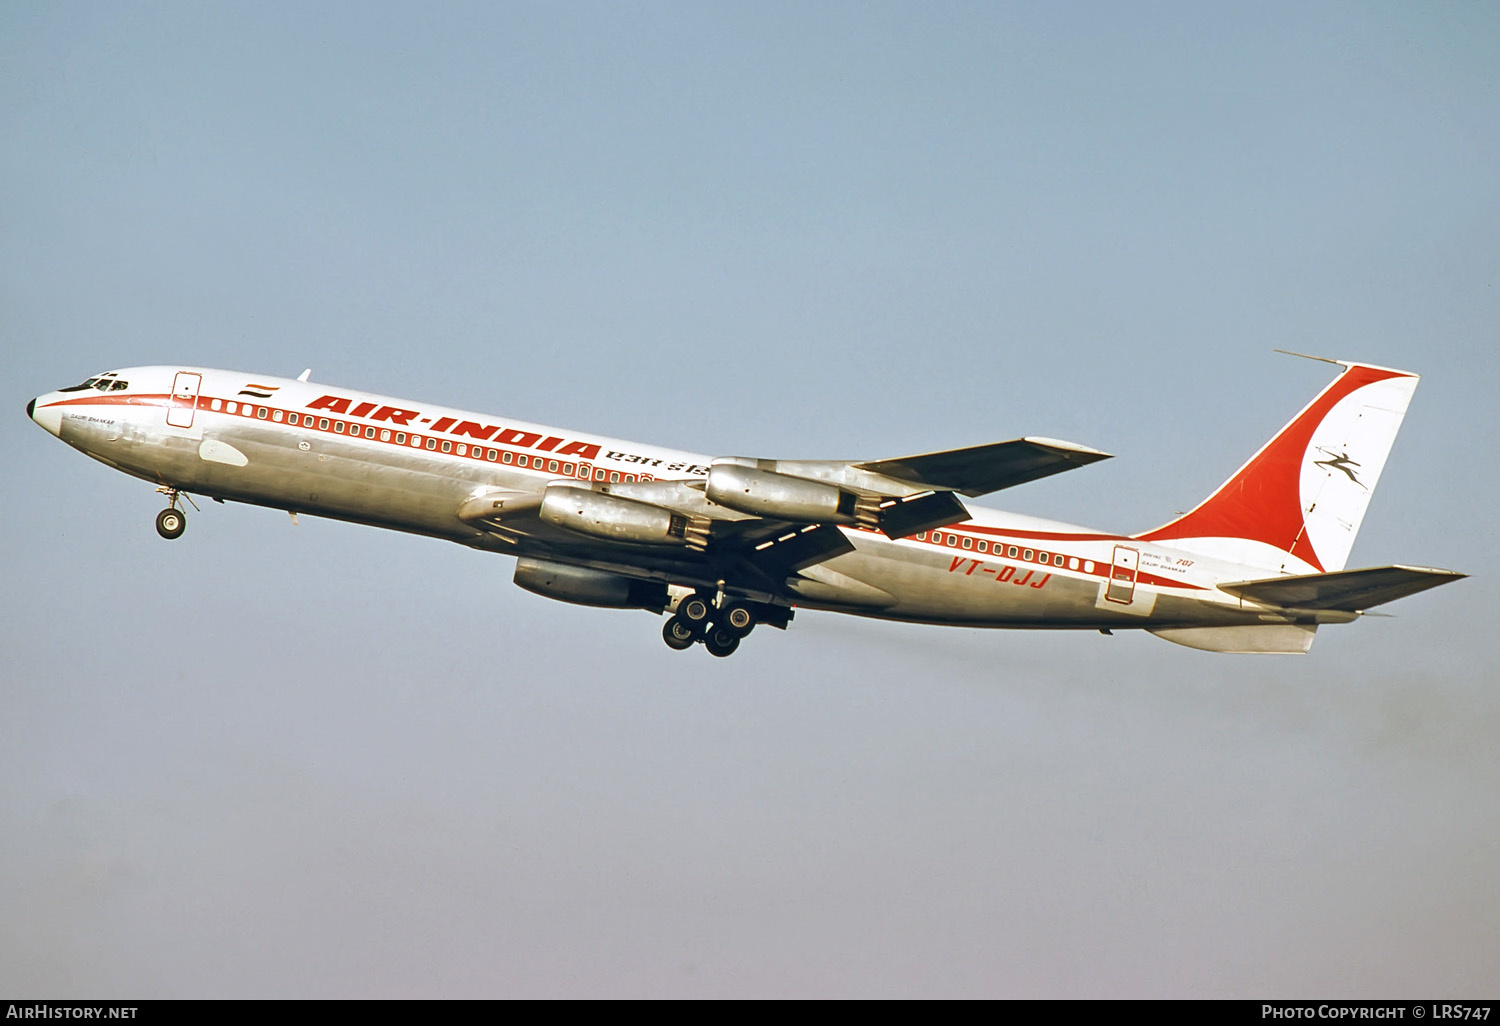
{"left": 705, "top": 464, "right": 879, "bottom": 528}
{"left": 513, "top": 557, "right": 668, "bottom": 611}
{"left": 539, "top": 485, "right": 710, "bottom": 549}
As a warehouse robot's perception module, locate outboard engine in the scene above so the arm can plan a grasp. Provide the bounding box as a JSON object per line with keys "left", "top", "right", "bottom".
{"left": 513, "top": 556, "right": 668, "bottom": 612}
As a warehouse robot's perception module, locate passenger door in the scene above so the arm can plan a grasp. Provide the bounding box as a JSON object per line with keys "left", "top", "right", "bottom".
{"left": 1105, "top": 545, "right": 1139, "bottom": 604}
{"left": 167, "top": 372, "right": 201, "bottom": 428}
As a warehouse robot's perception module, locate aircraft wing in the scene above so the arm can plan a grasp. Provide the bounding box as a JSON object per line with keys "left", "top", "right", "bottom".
{"left": 1218, "top": 565, "right": 1466, "bottom": 611}
{"left": 454, "top": 435, "right": 1112, "bottom": 588}
{"left": 854, "top": 436, "right": 1112, "bottom": 497}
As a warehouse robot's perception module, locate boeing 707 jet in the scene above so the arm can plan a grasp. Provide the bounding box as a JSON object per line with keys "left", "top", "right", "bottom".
{"left": 27, "top": 356, "right": 1463, "bottom": 656}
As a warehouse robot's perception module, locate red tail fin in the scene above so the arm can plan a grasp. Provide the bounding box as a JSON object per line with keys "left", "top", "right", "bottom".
{"left": 1138, "top": 360, "right": 1418, "bottom": 573}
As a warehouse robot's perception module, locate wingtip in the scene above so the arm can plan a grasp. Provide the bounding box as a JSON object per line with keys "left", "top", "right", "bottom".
{"left": 1022, "top": 436, "right": 1113, "bottom": 460}
{"left": 1390, "top": 564, "right": 1467, "bottom": 579}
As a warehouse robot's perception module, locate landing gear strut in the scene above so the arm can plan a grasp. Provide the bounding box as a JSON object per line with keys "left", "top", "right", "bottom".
{"left": 154, "top": 487, "right": 196, "bottom": 540}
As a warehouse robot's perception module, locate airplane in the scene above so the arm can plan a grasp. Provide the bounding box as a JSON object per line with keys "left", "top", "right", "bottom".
{"left": 26, "top": 355, "right": 1464, "bottom": 656}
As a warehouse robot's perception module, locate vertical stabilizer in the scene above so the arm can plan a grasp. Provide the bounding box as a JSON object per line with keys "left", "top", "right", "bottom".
{"left": 1139, "top": 360, "right": 1419, "bottom": 573}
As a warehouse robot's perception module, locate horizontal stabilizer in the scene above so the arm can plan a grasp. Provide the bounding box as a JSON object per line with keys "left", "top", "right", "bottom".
{"left": 1219, "top": 564, "right": 1466, "bottom": 611}
{"left": 855, "top": 437, "right": 1111, "bottom": 498}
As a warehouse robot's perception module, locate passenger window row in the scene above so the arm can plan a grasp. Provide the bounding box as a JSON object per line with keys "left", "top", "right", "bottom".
{"left": 204, "top": 398, "right": 639, "bottom": 482}
{"left": 916, "top": 530, "right": 1095, "bottom": 573}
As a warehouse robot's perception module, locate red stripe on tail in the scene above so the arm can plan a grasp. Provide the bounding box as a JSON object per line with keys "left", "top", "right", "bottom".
{"left": 1138, "top": 364, "right": 1408, "bottom": 572}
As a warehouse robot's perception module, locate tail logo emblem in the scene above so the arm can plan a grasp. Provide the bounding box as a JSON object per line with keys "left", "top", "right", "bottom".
{"left": 1313, "top": 449, "right": 1363, "bottom": 486}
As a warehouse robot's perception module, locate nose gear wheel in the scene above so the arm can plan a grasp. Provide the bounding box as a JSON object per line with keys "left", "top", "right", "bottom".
{"left": 153, "top": 487, "right": 195, "bottom": 540}
{"left": 155, "top": 507, "right": 186, "bottom": 539}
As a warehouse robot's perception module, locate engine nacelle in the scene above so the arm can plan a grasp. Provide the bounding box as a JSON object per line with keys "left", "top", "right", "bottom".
{"left": 513, "top": 557, "right": 668, "bottom": 611}
{"left": 705, "top": 464, "right": 858, "bottom": 523}
{"left": 539, "top": 485, "right": 699, "bottom": 546}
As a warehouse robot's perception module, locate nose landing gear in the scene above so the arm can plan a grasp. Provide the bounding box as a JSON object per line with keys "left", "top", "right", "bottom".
{"left": 153, "top": 486, "right": 198, "bottom": 540}
{"left": 155, "top": 507, "right": 186, "bottom": 539}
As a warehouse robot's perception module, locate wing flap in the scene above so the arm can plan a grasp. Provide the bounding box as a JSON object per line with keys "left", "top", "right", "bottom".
{"left": 876, "top": 490, "right": 971, "bottom": 539}
{"left": 1219, "top": 564, "right": 1466, "bottom": 611}
{"left": 743, "top": 522, "right": 856, "bottom": 576}
{"left": 854, "top": 436, "right": 1111, "bottom": 497}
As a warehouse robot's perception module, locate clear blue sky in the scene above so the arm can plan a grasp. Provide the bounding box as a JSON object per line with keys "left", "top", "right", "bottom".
{"left": 3, "top": 1, "right": 1496, "bottom": 997}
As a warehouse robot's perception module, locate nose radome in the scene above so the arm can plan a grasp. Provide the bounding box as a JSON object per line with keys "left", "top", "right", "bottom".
{"left": 28, "top": 396, "right": 63, "bottom": 437}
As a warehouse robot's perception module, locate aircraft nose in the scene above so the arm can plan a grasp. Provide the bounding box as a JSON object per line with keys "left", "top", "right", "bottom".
{"left": 28, "top": 394, "right": 63, "bottom": 437}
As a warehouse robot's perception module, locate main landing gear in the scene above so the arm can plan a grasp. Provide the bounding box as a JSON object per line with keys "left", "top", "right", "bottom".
{"left": 661, "top": 592, "right": 763, "bottom": 658}
{"left": 154, "top": 486, "right": 198, "bottom": 540}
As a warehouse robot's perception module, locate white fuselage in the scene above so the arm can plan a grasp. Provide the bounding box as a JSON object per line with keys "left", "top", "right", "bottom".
{"left": 29, "top": 365, "right": 1352, "bottom": 640}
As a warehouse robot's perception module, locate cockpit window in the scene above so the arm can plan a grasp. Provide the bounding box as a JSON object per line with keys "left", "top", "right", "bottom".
{"left": 58, "top": 374, "right": 129, "bottom": 393}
